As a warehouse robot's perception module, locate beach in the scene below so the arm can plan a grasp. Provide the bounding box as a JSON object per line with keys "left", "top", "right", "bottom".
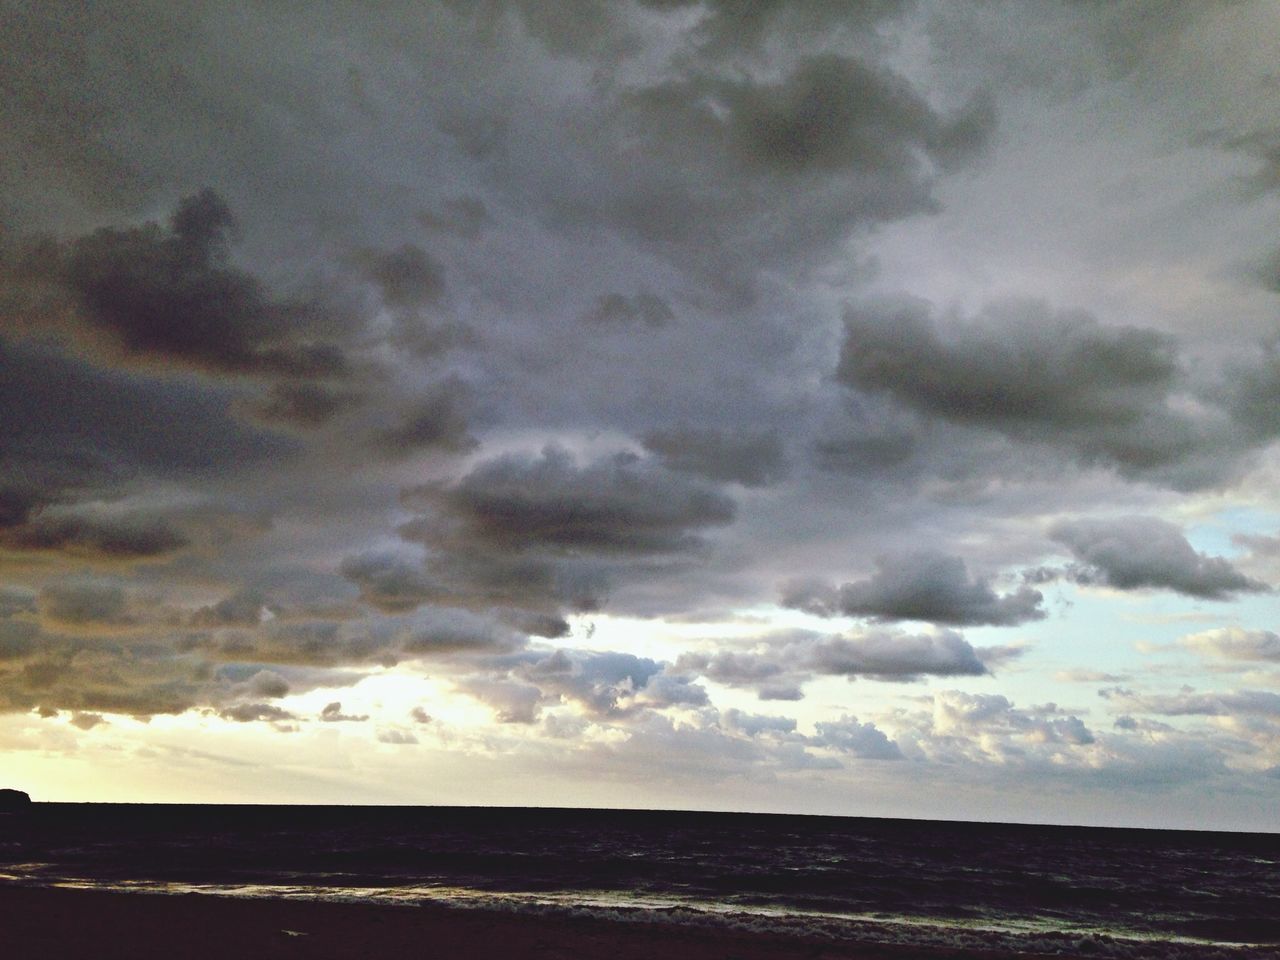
{"left": 0, "top": 885, "right": 1078, "bottom": 960}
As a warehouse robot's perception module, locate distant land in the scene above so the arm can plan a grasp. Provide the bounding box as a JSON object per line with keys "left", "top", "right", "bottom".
{"left": 0, "top": 789, "right": 31, "bottom": 811}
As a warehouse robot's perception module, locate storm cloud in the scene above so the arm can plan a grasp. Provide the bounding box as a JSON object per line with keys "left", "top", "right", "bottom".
{"left": 44, "top": 190, "right": 352, "bottom": 378}
{"left": 3, "top": 0, "right": 1280, "bottom": 825}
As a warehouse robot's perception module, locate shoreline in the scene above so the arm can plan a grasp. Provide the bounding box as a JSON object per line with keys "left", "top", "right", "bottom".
{"left": 0, "top": 883, "right": 1109, "bottom": 960}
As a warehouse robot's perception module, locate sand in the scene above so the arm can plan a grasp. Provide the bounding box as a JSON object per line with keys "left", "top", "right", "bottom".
{"left": 0, "top": 884, "right": 1072, "bottom": 960}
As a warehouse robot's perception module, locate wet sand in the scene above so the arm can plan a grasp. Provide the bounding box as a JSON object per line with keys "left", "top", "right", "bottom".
{"left": 0, "top": 884, "right": 1071, "bottom": 960}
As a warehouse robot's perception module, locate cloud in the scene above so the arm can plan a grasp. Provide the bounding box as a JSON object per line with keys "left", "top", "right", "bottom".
{"left": 377, "top": 728, "right": 418, "bottom": 744}
{"left": 44, "top": 190, "right": 352, "bottom": 377}
{"left": 190, "top": 590, "right": 265, "bottom": 628}
{"left": 69, "top": 711, "right": 106, "bottom": 730}
{"left": 1115, "top": 689, "right": 1280, "bottom": 718}
{"left": 38, "top": 581, "right": 129, "bottom": 626}
{"left": 243, "top": 670, "right": 289, "bottom": 699}
{"left": 554, "top": 49, "right": 995, "bottom": 299}
{"left": 835, "top": 298, "right": 1232, "bottom": 486}
{"left": 388, "top": 447, "right": 737, "bottom": 622}
{"left": 1056, "top": 670, "right": 1132, "bottom": 683}
{"left": 783, "top": 551, "right": 1044, "bottom": 626}
{"left": 1050, "top": 516, "right": 1269, "bottom": 599}
{"left": 803, "top": 629, "right": 991, "bottom": 681}
{"left": 351, "top": 243, "right": 445, "bottom": 310}
{"left": 404, "top": 446, "right": 736, "bottom": 555}
{"left": 416, "top": 196, "right": 493, "bottom": 239}
{"left": 4, "top": 508, "right": 188, "bottom": 561}
{"left": 369, "top": 379, "right": 477, "bottom": 458}
{"left": 0, "top": 337, "right": 292, "bottom": 497}
{"left": 243, "top": 383, "right": 359, "bottom": 429}
{"left": 1180, "top": 627, "right": 1280, "bottom": 662}
{"left": 455, "top": 676, "right": 543, "bottom": 724}
{"left": 721, "top": 708, "right": 797, "bottom": 738}
{"left": 928, "top": 691, "right": 1095, "bottom": 746}
{"left": 0, "top": 588, "right": 36, "bottom": 619}
{"left": 582, "top": 292, "right": 675, "bottom": 328}
{"left": 319, "top": 701, "right": 369, "bottom": 722}
{"left": 676, "top": 626, "right": 994, "bottom": 699}
{"left": 516, "top": 648, "right": 666, "bottom": 719}
{"left": 641, "top": 428, "right": 787, "bottom": 487}
{"left": 449, "top": 647, "right": 707, "bottom": 726}
{"left": 635, "top": 0, "right": 910, "bottom": 59}
{"left": 340, "top": 553, "right": 439, "bottom": 614}
{"left": 812, "top": 715, "right": 904, "bottom": 760}
{"left": 218, "top": 702, "right": 296, "bottom": 723}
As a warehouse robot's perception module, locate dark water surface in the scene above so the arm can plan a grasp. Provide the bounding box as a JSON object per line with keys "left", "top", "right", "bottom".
{"left": 2, "top": 805, "right": 1278, "bottom": 957}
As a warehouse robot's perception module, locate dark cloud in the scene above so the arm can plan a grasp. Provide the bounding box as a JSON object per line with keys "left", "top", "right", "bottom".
{"left": 242, "top": 669, "right": 290, "bottom": 699}
{"left": 642, "top": 428, "right": 787, "bottom": 488}
{"left": 369, "top": 379, "right": 477, "bottom": 458}
{"left": 340, "top": 553, "right": 439, "bottom": 614}
{"left": 416, "top": 196, "right": 494, "bottom": 239}
{"left": 783, "top": 552, "right": 1044, "bottom": 627}
{"left": 1223, "top": 345, "right": 1280, "bottom": 442}
{"left": 0, "top": 337, "right": 293, "bottom": 490}
{"left": 69, "top": 711, "right": 106, "bottom": 730}
{"left": 1050, "top": 516, "right": 1269, "bottom": 599}
{"left": 0, "top": 627, "right": 208, "bottom": 718}
{"left": 636, "top": 0, "right": 908, "bottom": 58}
{"left": 836, "top": 298, "right": 1228, "bottom": 485}
{"left": 38, "top": 581, "right": 129, "bottom": 626}
{"left": 582, "top": 292, "right": 675, "bottom": 328}
{"left": 353, "top": 242, "right": 446, "bottom": 310}
{"left": 3, "top": 509, "right": 188, "bottom": 561}
{"left": 0, "top": 587, "right": 36, "bottom": 619}
{"left": 243, "top": 382, "right": 359, "bottom": 429}
{"left": 190, "top": 590, "right": 265, "bottom": 628}
{"left": 403, "top": 446, "right": 735, "bottom": 555}
{"left": 400, "top": 615, "right": 525, "bottom": 656}
{"left": 218, "top": 702, "right": 296, "bottom": 723}
{"left": 803, "top": 629, "right": 990, "bottom": 681}
{"left": 715, "top": 54, "right": 991, "bottom": 177}
{"left": 384, "top": 448, "right": 735, "bottom": 622}
{"left": 540, "top": 49, "right": 995, "bottom": 300}
{"left": 675, "top": 649, "right": 788, "bottom": 689}
{"left": 0, "top": 624, "right": 38, "bottom": 660}
{"left": 42, "top": 190, "right": 352, "bottom": 377}
{"left": 213, "top": 619, "right": 391, "bottom": 668}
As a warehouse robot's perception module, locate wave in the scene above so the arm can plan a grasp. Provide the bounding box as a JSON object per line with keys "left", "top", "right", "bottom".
{"left": 22, "top": 876, "right": 1277, "bottom": 960}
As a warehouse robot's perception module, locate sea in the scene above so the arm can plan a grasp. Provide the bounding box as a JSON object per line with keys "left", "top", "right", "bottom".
{"left": 1, "top": 804, "right": 1278, "bottom": 958}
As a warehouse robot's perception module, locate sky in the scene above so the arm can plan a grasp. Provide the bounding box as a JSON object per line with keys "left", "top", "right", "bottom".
{"left": 3, "top": 1, "right": 1280, "bottom": 830}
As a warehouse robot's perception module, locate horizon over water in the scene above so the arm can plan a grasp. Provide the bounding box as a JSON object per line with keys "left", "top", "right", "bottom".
{"left": 2, "top": 803, "right": 1278, "bottom": 958}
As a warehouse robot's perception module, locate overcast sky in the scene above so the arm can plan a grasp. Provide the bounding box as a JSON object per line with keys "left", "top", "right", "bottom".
{"left": 4, "top": 1, "right": 1280, "bottom": 829}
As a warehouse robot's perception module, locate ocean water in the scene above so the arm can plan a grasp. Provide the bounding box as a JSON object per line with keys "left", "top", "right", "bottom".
{"left": 1, "top": 804, "right": 1278, "bottom": 958}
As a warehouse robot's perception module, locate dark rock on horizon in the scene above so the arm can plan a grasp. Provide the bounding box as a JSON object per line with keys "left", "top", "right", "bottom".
{"left": 0, "top": 788, "right": 32, "bottom": 811}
